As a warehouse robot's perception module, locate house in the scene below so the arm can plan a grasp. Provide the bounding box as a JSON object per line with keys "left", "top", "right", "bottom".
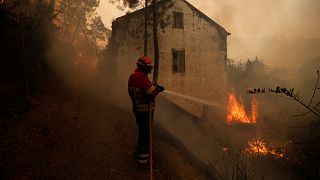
{"left": 109, "top": 0, "right": 230, "bottom": 118}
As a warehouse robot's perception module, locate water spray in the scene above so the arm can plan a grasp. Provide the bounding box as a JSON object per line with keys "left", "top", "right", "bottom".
{"left": 163, "top": 90, "right": 222, "bottom": 107}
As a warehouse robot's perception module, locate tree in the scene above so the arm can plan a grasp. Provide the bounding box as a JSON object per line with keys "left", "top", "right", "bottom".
{"left": 1, "top": 0, "right": 60, "bottom": 97}
{"left": 0, "top": 0, "right": 108, "bottom": 119}
{"left": 52, "top": 0, "right": 104, "bottom": 45}
{"left": 226, "top": 58, "right": 268, "bottom": 93}
{"left": 151, "top": 0, "right": 159, "bottom": 83}
{"left": 113, "top": 0, "right": 172, "bottom": 83}
{"left": 87, "top": 16, "right": 109, "bottom": 54}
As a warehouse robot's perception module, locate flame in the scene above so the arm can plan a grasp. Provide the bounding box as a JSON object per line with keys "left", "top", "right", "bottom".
{"left": 251, "top": 95, "right": 258, "bottom": 121}
{"left": 227, "top": 93, "right": 257, "bottom": 124}
{"left": 245, "top": 138, "right": 285, "bottom": 159}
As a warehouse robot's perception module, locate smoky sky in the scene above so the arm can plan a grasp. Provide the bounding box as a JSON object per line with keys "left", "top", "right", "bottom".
{"left": 97, "top": 0, "right": 320, "bottom": 67}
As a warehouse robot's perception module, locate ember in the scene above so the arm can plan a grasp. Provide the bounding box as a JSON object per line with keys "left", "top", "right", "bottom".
{"left": 226, "top": 93, "right": 257, "bottom": 124}
{"left": 245, "top": 138, "right": 285, "bottom": 159}
{"left": 223, "top": 147, "right": 229, "bottom": 152}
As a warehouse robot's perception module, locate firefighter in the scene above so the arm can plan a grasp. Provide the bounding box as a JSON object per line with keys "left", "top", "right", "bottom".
{"left": 128, "top": 56, "right": 164, "bottom": 165}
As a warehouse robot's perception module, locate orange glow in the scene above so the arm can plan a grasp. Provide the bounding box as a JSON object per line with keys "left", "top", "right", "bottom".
{"left": 226, "top": 93, "right": 257, "bottom": 124}
{"left": 251, "top": 95, "right": 258, "bottom": 122}
{"left": 245, "top": 138, "right": 285, "bottom": 159}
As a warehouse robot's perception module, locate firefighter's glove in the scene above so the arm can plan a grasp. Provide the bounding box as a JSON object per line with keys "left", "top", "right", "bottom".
{"left": 157, "top": 85, "right": 165, "bottom": 93}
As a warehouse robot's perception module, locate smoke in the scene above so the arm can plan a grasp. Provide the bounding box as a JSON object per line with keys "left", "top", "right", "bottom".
{"left": 98, "top": 0, "right": 320, "bottom": 67}
{"left": 189, "top": 0, "right": 320, "bottom": 67}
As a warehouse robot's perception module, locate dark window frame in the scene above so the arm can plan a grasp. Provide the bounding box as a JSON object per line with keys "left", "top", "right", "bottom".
{"left": 172, "top": 11, "right": 184, "bottom": 29}
{"left": 172, "top": 49, "right": 185, "bottom": 73}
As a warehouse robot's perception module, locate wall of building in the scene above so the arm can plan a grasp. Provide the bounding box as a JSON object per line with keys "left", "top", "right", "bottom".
{"left": 112, "top": 0, "right": 228, "bottom": 118}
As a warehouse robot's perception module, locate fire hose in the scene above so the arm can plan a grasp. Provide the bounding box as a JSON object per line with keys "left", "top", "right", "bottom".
{"left": 148, "top": 102, "right": 153, "bottom": 180}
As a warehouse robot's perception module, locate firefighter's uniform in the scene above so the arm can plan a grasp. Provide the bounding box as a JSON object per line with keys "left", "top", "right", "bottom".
{"left": 128, "top": 56, "right": 163, "bottom": 165}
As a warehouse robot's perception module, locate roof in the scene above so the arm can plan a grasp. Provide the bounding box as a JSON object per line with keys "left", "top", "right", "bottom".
{"left": 113, "top": 0, "right": 230, "bottom": 36}
{"left": 182, "top": 0, "right": 230, "bottom": 35}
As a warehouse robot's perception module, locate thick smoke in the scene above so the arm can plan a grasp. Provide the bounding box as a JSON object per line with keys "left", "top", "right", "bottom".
{"left": 190, "top": 0, "right": 320, "bottom": 67}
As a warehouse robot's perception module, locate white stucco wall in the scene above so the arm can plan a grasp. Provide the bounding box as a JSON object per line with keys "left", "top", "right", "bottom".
{"left": 112, "top": 0, "right": 229, "bottom": 118}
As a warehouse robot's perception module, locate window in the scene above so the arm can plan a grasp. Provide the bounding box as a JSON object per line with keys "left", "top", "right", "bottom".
{"left": 172, "top": 49, "right": 185, "bottom": 73}
{"left": 172, "top": 12, "right": 184, "bottom": 29}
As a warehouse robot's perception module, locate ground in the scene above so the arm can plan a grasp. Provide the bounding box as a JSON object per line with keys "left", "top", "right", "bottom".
{"left": 0, "top": 78, "right": 212, "bottom": 179}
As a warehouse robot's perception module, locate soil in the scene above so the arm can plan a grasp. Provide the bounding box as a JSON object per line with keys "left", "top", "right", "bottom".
{"left": 0, "top": 80, "right": 212, "bottom": 179}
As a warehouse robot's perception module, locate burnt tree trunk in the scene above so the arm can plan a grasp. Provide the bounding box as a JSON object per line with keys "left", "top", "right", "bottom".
{"left": 152, "top": 0, "right": 159, "bottom": 84}
{"left": 144, "top": 0, "right": 148, "bottom": 56}
{"left": 22, "top": 30, "right": 30, "bottom": 99}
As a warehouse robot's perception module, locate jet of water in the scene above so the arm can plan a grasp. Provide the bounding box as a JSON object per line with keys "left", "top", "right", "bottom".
{"left": 163, "top": 90, "right": 222, "bottom": 107}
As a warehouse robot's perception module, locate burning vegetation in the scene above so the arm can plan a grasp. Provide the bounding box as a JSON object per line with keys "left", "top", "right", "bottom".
{"left": 245, "top": 138, "right": 286, "bottom": 159}
{"left": 227, "top": 93, "right": 258, "bottom": 124}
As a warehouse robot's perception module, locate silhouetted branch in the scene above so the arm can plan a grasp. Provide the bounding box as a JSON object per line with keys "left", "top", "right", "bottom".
{"left": 308, "top": 70, "right": 320, "bottom": 107}
{"left": 247, "top": 71, "right": 320, "bottom": 119}
{"left": 292, "top": 111, "right": 311, "bottom": 118}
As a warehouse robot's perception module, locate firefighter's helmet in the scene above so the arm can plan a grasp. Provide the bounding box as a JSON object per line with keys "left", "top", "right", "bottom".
{"left": 137, "top": 56, "right": 153, "bottom": 67}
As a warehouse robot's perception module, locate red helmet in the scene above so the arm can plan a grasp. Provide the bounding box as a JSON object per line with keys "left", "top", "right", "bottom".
{"left": 137, "top": 56, "right": 153, "bottom": 67}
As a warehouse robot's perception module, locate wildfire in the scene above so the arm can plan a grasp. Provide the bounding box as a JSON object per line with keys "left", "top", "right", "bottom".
{"left": 245, "top": 138, "right": 285, "bottom": 159}
{"left": 226, "top": 93, "right": 257, "bottom": 124}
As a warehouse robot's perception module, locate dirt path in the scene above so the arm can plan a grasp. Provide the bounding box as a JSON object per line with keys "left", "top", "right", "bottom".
{"left": 0, "top": 83, "right": 212, "bottom": 179}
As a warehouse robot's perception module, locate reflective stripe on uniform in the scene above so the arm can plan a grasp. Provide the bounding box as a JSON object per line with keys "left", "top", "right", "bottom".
{"left": 146, "top": 85, "right": 156, "bottom": 95}
{"left": 133, "top": 103, "right": 155, "bottom": 112}
{"left": 137, "top": 153, "right": 149, "bottom": 164}
{"left": 137, "top": 159, "right": 148, "bottom": 164}
{"left": 138, "top": 153, "right": 149, "bottom": 158}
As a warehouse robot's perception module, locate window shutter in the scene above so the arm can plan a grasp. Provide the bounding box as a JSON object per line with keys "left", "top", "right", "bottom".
{"left": 180, "top": 51, "right": 185, "bottom": 72}
{"left": 172, "top": 49, "right": 185, "bottom": 73}
{"left": 173, "top": 12, "right": 184, "bottom": 29}
{"left": 172, "top": 51, "right": 178, "bottom": 72}
{"left": 180, "top": 13, "right": 184, "bottom": 28}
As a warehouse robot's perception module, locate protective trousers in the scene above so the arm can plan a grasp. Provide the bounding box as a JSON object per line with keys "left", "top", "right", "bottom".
{"left": 135, "top": 112, "right": 153, "bottom": 164}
